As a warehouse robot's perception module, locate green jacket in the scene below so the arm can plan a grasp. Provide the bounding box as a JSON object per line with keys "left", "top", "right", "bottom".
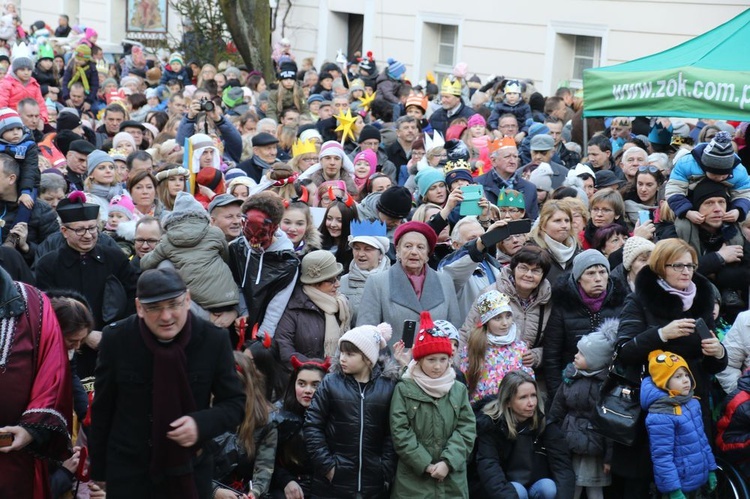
{"left": 389, "top": 378, "right": 476, "bottom": 499}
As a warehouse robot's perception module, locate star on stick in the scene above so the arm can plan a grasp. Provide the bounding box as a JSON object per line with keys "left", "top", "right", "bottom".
{"left": 335, "top": 108, "right": 357, "bottom": 145}
{"left": 359, "top": 91, "right": 376, "bottom": 112}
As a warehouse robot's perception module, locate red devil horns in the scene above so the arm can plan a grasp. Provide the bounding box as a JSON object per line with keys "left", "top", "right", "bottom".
{"left": 343, "top": 192, "right": 355, "bottom": 208}
{"left": 291, "top": 354, "right": 332, "bottom": 372}
{"left": 262, "top": 332, "right": 272, "bottom": 349}
{"left": 327, "top": 185, "right": 336, "bottom": 201}
{"left": 299, "top": 185, "right": 309, "bottom": 204}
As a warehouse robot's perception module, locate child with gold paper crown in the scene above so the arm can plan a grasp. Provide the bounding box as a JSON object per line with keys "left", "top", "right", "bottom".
{"left": 641, "top": 350, "right": 717, "bottom": 499}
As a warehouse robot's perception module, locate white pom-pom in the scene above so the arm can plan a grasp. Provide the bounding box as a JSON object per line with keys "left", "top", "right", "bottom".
{"left": 376, "top": 322, "right": 392, "bottom": 347}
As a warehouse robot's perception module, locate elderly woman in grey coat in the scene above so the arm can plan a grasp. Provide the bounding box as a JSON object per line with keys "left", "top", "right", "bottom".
{"left": 339, "top": 230, "right": 391, "bottom": 324}
{"left": 356, "top": 221, "right": 461, "bottom": 346}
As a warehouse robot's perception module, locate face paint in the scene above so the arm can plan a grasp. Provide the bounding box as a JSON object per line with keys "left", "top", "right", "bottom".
{"left": 243, "top": 209, "right": 276, "bottom": 250}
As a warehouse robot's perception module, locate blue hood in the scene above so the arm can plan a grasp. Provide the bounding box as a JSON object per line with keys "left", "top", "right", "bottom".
{"left": 640, "top": 376, "right": 668, "bottom": 410}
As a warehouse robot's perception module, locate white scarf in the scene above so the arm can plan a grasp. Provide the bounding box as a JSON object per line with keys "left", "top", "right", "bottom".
{"left": 302, "top": 285, "right": 351, "bottom": 357}
{"left": 543, "top": 233, "right": 576, "bottom": 268}
{"left": 404, "top": 360, "right": 456, "bottom": 398}
{"left": 487, "top": 323, "right": 517, "bottom": 346}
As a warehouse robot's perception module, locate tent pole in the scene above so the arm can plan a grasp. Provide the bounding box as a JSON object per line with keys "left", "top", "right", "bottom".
{"left": 583, "top": 118, "right": 588, "bottom": 155}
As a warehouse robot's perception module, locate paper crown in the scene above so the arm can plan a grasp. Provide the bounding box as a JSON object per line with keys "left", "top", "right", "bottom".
{"left": 350, "top": 219, "right": 387, "bottom": 238}
{"left": 405, "top": 94, "right": 428, "bottom": 112}
{"left": 504, "top": 80, "right": 522, "bottom": 94}
{"left": 292, "top": 138, "right": 317, "bottom": 158}
{"left": 476, "top": 290, "right": 512, "bottom": 326}
{"left": 488, "top": 136, "right": 517, "bottom": 155}
{"left": 11, "top": 42, "right": 31, "bottom": 62}
{"left": 424, "top": 130, "right": 445, "bottom": 151}
{"left": 441, "top": 76, "right": 462, "bottom": 96}
{"left": 95, "top": 59, "right": 108, "bottom": 75}
{"left": 444, "top": 159, "right": 471, "bottom": 173}
{"left": 496, "top": 188, "right": 525, "bottom": 209}
{"left": 38, "top": 42, "right": 54, "bottom": 60}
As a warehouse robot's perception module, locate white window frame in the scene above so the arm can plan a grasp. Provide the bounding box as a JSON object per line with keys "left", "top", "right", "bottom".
{"left": 414, "top": 12, "right": 463, "bottom": 80}
{"left": 543, "top": 21, "right": 609, "bottom": 95}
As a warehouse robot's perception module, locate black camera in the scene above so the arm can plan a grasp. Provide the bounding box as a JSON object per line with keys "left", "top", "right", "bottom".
{"left": 200, "top": 98, "right": 215, "bottom": 112}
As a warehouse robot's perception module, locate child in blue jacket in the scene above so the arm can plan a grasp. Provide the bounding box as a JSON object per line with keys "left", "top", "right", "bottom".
{"left": 642, "top": 350, "right": 717, "bottom": 499}
{"left": 665, "top": 131, "right": 750, "bottom": 223}
{"left": 159, "top": 52, "right": 191, "bottom": 86}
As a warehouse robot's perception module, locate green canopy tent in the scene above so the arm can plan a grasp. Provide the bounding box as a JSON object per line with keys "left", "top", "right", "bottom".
{"left": 583, "top": 8, "right": 750, "bottom": 122}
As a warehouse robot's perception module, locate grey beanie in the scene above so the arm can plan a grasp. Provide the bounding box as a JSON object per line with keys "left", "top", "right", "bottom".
{"left": 572, "top": 249, "right": 610, "bottom": 281}
{"left": 576, "top": 318, "right": 619, "bottom": 371}
{"left": 701, "top": 131, "right": 736, "bottom": 173}
{"left": 87, "top": 150, "right": 114, "bottom": 176}
{"left": 11, "top": 57, "right": 33, "bottom": 73}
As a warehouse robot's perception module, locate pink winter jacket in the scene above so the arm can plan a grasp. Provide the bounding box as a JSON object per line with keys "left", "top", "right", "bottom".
{"left": 0, "top": 75, "right": 49, "bottom": 123}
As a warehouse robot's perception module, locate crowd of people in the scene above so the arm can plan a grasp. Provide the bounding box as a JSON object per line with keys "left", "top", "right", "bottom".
{"left": 3, "top": 7, "right": 750, "bottom": 499}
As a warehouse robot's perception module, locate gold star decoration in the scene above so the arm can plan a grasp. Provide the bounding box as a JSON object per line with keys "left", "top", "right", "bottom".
{"left": 359, "top": 91, "right": 376, "bottom": 112}
{"left": 335, "top": 108, "right": 357, "bottom": 145}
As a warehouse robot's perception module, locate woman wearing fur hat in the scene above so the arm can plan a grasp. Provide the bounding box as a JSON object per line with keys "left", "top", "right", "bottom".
{"left": 0, "top": 54, "right": 48, "bottom": 122}
{"left": 390, "top": 311, "right": 476, "bottom": 498}
{"left": 274, "top": 250, "right": 351, "bottom": 373}
{"left": 304, "top": 323, "right": 399, "bottom": 498}
{"left": 612, "top": 239, "right": 726, "bottom": 498}
{"left": 154, "top": 164, "right": 188, "bottom": 211}
{"left": 549, "top": 319, "right": 619, "bottom": 499}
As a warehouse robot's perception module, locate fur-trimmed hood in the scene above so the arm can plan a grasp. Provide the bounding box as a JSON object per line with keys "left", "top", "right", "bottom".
{"left": 330, "top": 353, "right": 402, "bottom": 382}
{"left": 634, "top": 265, "right": 715, "bottom": 322}
{"left": 115, "top": 219, "right": 137, "bottom": 242}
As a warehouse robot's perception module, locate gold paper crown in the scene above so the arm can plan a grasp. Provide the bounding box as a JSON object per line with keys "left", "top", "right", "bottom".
{"left": 441, "top": 76, "right": 462, "bottom": 96}
{"left": 476, "top": 290, "right": 512, "bottom": 325}
{"left": 292, "top": 138, "right": 318, "bottom": 158}
{"left": 443, "top": 159, "right": 471, "bottom": 173}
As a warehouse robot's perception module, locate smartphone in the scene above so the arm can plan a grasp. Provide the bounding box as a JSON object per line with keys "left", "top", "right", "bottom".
{"left": 638, "top": 210, "right": 650, "bottom": 225}
{"left": 480, "top": 219, "right": 532, "bottom": 248}
{"left": 0, "top": 432, "right": 12, "bottom": 448}
{"left": 402, "top": 320, "right": 417, "bottom": 348}
{"left": 459, "top": 185, "right": 484, "bottom": 216}
{"left": 694, "top": 318, "right": 713, "bottom": 341}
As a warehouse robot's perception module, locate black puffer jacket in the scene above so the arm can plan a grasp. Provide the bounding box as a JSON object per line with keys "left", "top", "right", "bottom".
{"left": 543, "top": 273, "right": 627, "bottom": 396}
{"left": 304, "top": 357, "right": 399, "bottom": 498}
{"left": 548, "top": 364, "right": 609, "bottom": 456}
{"left": 475, "top": 413, "right": 575, "bottom": 498}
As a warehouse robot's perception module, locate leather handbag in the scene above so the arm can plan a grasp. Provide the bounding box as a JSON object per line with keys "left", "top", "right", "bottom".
{"left": 592, "top": 344, "right": 644, "bottom": 446}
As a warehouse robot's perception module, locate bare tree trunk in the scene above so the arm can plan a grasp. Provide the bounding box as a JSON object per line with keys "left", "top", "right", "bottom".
{"left": 218, "top": 0, "right": 274, "bottom": 82}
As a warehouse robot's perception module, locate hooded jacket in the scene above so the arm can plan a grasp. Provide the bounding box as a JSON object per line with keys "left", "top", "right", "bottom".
{"left": 716, "top": 369, "right": 750, "bottom": 462}
{"left": 304, "top": 356, "right": 399, "bottom": 498}
{"left": 0, "top": 74, "right": 49, "bottom": 122}
{"left": 140, "top": 193, "right": 239, "bottom": 310}
{"left": 543, "top": 271, "right": 627, "bottom": 396}
{"left": 641, "top": 376, "right": 716, "bottom": 493}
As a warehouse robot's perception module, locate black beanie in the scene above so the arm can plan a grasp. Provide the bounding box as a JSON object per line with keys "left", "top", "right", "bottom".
{"left": 359, "top": 125, "right": 381, "bottom": 144}
{"left": 376, "top": 186, "right": 412, "bottom": 219}
{"left": 57, "top": 112, "right": 82, "bottom": 132}
{"left": 690, "top": 179, "right": 729, "bottom": 209}
{"left": 54, "top": 130, "right": 84, "bottom": 156}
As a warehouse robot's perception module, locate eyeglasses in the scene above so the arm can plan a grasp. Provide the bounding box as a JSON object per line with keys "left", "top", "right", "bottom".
{"left": 499, "top": 208, "right": 522, "bottom": 215}
{"left": 638, "top": 165, "right": 661, "bottom": 174}
{"left": 135, "top": 238, "right": 159, "bottom": 246}
{"left": 322, "top": 276, "right": 340, "bottom": 284}
{"left": 64, "top": 225, "right": 98, "bottom": 236}
{"left": 515, "top": 264, "right": 543, "bottom": 276}
{"left": 666, "top": 263, "right": 697, "bottom": 273}
{"left": 141, "top": 295, "right": 187, "bottom": 314}
{"left": 591, "top": 207, "right": 614, "bottom": 214}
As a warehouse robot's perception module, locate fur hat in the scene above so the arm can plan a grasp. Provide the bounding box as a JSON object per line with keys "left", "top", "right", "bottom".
{"left": 576, "top": 318, "right": 619, "bottom": 371}
{"left": 648, "top": 350, "right": 694, "bottom": 393}
{"left": 701, "top": 131, "right": 736, "bottom": 173}
{"left": 412, "top": 311, "right": 453, "bottom": 361}
{"left": 300, "top": 250, "right": 343, "bottom": 284}
{"left": 572, "top": 249, "right": 610, "bottom": 282}
{"left": 476, "top": 290, "right": 512, "bottom": 325}
{"left": 339, "top": 323, "right": 392, "bottom": 366}
{"left": 622, "top": 236, "right": 655, "bottom": 271}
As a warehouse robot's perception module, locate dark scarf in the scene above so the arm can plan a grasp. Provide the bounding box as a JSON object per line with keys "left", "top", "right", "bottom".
{"left": 139, "top": 317, "right": 199, "bottom": 499}
{"left": 578, "top": 283, "right": 607, "bottom": 313}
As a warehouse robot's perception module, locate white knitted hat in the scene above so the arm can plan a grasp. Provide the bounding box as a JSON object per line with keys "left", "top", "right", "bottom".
{"left": 621, "top": 236, "right": 655, "bottom": 271}
{"left": 339, "top": 323, "right": 392, "bottom": 366}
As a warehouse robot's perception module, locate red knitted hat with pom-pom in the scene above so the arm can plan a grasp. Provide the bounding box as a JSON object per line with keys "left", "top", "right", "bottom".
{"left": 412, "top": 311, "right": 453, "bottom": 361}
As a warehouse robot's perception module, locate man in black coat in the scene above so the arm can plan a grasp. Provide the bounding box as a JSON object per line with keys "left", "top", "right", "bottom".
{"left": 89, "top": 268, "right": 245, "bottom": 497}
{"left": 237, "top": 132, "right": 279, "bottom": 183}
{"left": 35, "top": 194, "right": 138, "bottom": 378}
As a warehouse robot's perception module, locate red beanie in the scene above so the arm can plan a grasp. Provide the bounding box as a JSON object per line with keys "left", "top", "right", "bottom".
{"left": 412, "top": 311, "right": 453, "bottom": 360}
{"left": 196, "top": 167, "right": 225, "bottom": 193}
{"left": 394, "top": 221, "right": 437, "bottom": 254}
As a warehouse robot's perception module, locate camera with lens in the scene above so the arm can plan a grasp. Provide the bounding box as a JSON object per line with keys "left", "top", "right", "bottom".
{"left": 199, "top": 98, "right": 215, "bottom": 112}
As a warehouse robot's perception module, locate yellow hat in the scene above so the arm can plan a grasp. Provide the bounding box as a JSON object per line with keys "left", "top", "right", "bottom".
{"left": 648, "top": 350, "right": 693, "bottom": 393}
{"left": 441, "top": 76, "right": 462, "bottom": 97}
{"left": 292, "top": 138, "right": 317, "bottom": 158}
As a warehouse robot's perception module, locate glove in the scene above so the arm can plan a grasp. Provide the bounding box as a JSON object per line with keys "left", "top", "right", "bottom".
{"left": 668, "top": 491, "right": 686, "bottom": 499}
{"left": 708, "top": 471, "right": 717, "bottom": 492}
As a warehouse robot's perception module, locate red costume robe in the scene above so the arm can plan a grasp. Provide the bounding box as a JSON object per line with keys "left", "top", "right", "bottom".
{"left": 0, "top": 281, "right": 72, "bottom": 499}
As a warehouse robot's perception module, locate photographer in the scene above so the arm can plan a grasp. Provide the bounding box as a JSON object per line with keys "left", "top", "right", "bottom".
{"left": 176, "top": 97, "right": 244, "bottom": 164}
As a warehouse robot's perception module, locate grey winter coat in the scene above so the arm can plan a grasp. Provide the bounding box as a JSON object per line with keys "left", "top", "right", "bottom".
{"left": 140, "top": 203, "right": 239, "bottom": 309}
{"left": 339, "top": 256, "right": 391, "bottom": 324}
